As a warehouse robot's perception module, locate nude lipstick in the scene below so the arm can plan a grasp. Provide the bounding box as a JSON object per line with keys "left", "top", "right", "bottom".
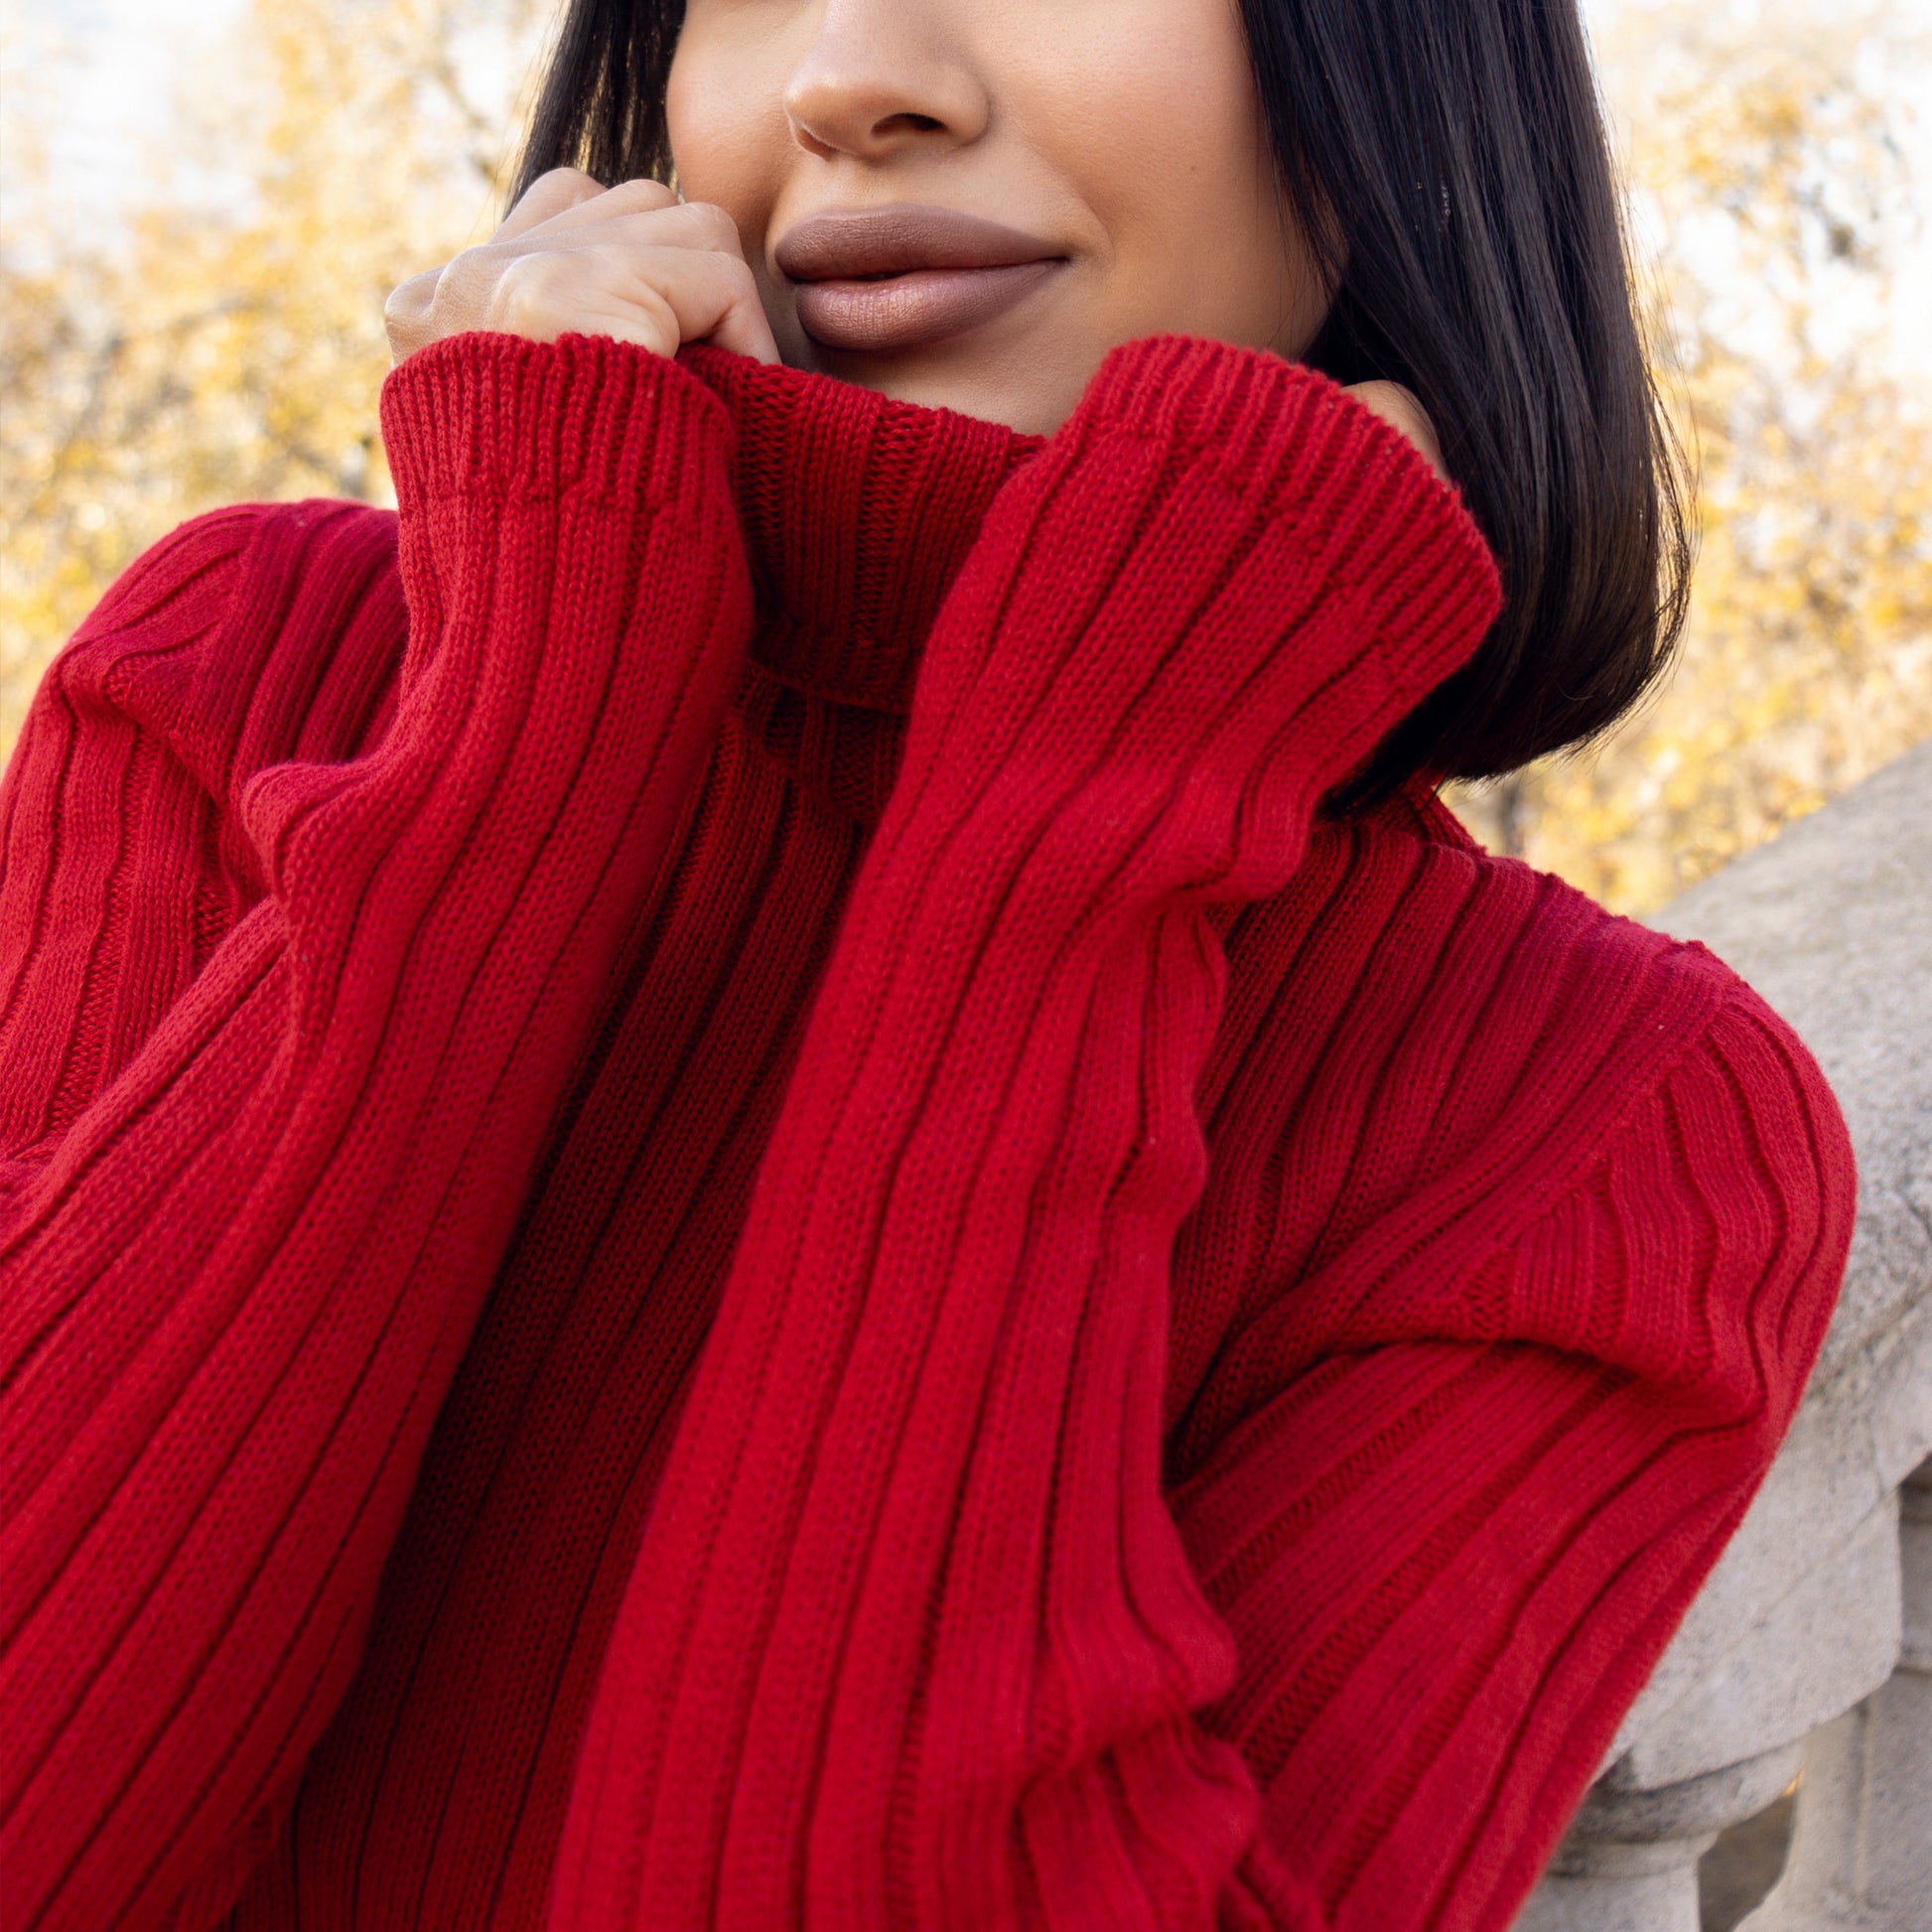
{"left": 774, "top": 205, "right": 1068, "bottom": 354}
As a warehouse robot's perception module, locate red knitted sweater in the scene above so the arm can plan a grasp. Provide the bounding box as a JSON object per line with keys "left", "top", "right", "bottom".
{"left": 0, "top": 331, "right": 1854, "bottom": 1932}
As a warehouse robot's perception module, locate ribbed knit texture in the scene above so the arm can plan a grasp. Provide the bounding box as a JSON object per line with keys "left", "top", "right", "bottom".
{"left": 0, "top": 330, "right": 1854, "bottom": 1932}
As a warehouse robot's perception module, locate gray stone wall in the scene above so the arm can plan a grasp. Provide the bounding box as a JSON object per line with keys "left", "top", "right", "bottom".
{"left": 1513, "top": 734, "right": 1932, "bottom": 1932}
{"left": 1659, "top": 734, "right": 1931, "bottom": 1398}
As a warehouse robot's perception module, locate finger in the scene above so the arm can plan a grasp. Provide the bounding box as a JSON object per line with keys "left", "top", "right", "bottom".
{"left": 444, "top": 202, "right": 749, "bottom": 342}
{"left": 475, "top": 239, "right": 780, "bottom": 363}
{"left": 504, "top": 195, "right": 746, "bottom": 270}
{"left": 433, "top": 213, "right": 717, "bottom": 340}
{"left": 562, "top": 245, "right": 778, "bottom": 361}
{"left": 640, "top": 247, "right": 780, "bottom": 363}
{"left": 477, "top": 248, "right": 665, "bottom": 352}
{"left": 645, "top": 199, "right": 752, "bottom": 261}
{"left": 493, "top": 166, "right": 609, "bottom": 243}
{"left": 384, "top": 266, "right": 442, "bottom": 362}
{"left": 508, "top": 172, "right": 682, "bottom": 241}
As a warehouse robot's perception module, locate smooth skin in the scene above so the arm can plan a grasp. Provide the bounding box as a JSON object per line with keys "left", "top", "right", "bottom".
{"left": 386, "top": 0, "right": 1445, "bottom": 470}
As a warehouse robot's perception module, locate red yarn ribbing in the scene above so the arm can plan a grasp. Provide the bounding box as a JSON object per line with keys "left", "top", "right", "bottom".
{"left": 0, "top": 331, "right": 1853, "bottom": 1932}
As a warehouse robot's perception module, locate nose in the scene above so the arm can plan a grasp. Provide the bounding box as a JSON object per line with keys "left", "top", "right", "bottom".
{"left": 784, "top": 1, "right": 991, "bottom": 163}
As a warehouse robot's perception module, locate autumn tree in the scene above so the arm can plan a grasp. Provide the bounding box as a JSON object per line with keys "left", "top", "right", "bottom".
{"left": 1448, "top": 4, "right": 1932, "bottom": 909}
{"left": 0, "top": 0, "right": 546, "bottom": 750}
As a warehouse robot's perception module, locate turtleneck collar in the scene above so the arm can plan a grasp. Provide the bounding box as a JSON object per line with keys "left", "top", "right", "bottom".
{"left": 678, "top": 345, "right": 1044, "bottom": 720}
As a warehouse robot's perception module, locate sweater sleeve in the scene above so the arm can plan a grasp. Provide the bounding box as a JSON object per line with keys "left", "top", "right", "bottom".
{"left": 542, "top": 334, "right": 1509, "bottom": 1932}
{"left": 1163, "top": 981, "right": 1855, "bottom": 1929}
{"left": 0, "top": 331, "right": 752, "bottom": 1932}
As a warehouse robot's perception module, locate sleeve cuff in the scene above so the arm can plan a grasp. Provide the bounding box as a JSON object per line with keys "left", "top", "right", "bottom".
{"left": 1068, "top": 335, "right": 1505, "bottom": 701}
{"left": 378, "top": 329, "right": 736, "bottom": 509}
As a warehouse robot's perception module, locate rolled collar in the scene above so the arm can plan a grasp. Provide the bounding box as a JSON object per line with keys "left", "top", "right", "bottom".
{"left": 678, "top": 345, "right": 1043, "bottom": 718}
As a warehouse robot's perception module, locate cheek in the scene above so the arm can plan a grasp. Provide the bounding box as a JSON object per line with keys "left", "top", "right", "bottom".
{"left": 1019, "top": 0, "right": 1299, "bottom": 334}
{"left": 1040, "top": 1, "right": 1267, "bottom": 201}
{"left": 664, "top": 37, "right": 785, "bottom": 217}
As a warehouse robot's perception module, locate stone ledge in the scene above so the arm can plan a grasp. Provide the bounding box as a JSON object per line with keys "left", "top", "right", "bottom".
{"left": 1602, "top": 735, "right": 1932, "bottom": 1793}
{"left": 1607, "top": 1310, "right": 1929, "bottom": 1767}
{"left": 1513, "top": 736, "right": 1932, "bottom": 1922}
{"left": 1613, "top": 1493, "right": 1901, "bottom": 1787}
{"left": 1654, "top": 733, "right": 1932, "bottom": 1387}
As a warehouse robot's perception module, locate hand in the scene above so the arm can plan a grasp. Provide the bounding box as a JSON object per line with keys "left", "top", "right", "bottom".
{"left": 1340, "top": 379, "right": 1449, "bottom": 483}
{"left": 384, "top": 168, "right": 781, "bottom": 367}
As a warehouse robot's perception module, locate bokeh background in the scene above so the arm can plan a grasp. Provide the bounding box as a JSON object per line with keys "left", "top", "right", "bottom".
{"left": 2, "top": 0, "right": 1928, "bottom": 914}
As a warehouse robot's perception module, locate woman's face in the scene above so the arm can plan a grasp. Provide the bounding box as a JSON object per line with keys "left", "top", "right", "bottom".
{"left": 666, "top": 0, "right": 1331, "bottom": 435}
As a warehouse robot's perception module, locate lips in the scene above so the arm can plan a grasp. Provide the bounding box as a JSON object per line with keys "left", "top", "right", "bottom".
{"left": 774, "top": 205, "right": 1067, "bottom": 354}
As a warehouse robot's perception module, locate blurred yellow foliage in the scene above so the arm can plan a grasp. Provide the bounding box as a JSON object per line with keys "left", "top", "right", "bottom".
{"left": 0, "top": 0, "right": 544, "bottom": 751}
{"left": 1448, "top": 5, "right": 1932, "bottom": 908}
{"left": 3, "top": 1, "right": 1928, "bottom": 918}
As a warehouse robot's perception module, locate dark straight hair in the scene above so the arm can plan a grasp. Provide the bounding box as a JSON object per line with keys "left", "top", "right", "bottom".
{"left": 512, "top": 0, "right": 1692, "bottom": 805}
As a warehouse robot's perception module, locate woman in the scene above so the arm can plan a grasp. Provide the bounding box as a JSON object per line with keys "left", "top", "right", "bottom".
{"left": 0, "top": 0, "right": 1855, "bottom": 1927}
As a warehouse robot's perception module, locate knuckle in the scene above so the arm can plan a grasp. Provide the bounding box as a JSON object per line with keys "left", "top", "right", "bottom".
{"left": 431, "top": 246, "right": 492, "bottom": 319}
{"left": 382, "top": 270, "right": 431, "bottom": 328}
{"left": 485, "top": 250, "right": 569, "bottom": 335}
{"left": 690, "top": 201, "right": 744, "bottom": 251}
{"left": 501, "top": 166, "right": 605, "bottom": 230}
{"left": 609, "top": 175, "right": 677, "bottom": 211}
{"left": 535, "top": 164, "right": 601, "bottom": 197}
{"left": 691, "top": 251, "right": 761, "bottom": 333}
